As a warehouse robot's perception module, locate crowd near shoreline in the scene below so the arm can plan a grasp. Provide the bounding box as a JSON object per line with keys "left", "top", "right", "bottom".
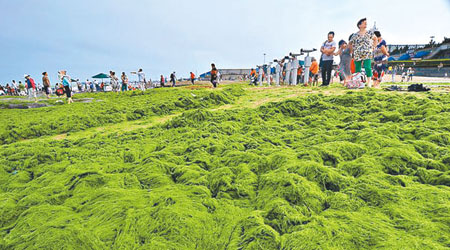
{"left": 1, "top": 18, "right": 449, "bottom": 103}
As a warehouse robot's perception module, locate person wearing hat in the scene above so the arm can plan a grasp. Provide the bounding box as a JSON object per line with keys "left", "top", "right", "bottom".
{"left": 25, "top": 74, "right": 38, "bottom": 103}
{"left": 59, "top": 71, "right": 73, "bottom": 104}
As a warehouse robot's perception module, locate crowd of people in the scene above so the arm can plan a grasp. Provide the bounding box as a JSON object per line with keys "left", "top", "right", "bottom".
{"left": 247, "top": 18, "right": 424, "bottom": 89}
{"left": 1, "top": 17, "right": 443, "bottom": 101}
{"left": 0, "top": 67, "right": 212, "bottom": 103}
{"left": 0, "top": 71, "right": 75, "bottom": 103}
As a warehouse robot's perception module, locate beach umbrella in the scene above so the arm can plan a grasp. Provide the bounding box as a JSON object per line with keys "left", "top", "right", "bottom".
{"left": 92, "top": 73, "right": 110, "bottom": 83}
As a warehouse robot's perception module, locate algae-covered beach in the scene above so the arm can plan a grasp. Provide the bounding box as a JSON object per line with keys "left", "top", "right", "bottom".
{"left": 1, "top": 84, "right": 449, "bottom": 249}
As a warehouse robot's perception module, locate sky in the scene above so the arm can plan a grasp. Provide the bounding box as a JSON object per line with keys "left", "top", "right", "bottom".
{"left": 1, "top": 0, "right": 450, "bottom": 84}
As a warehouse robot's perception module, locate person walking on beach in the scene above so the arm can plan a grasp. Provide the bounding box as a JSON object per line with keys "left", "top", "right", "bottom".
{"left": 335, "top": 40, "right": 352, "bottom": 86}
{"left": 190, "top": 72, "right": 196, "bottom": 85}
{"left": 60, "top": 71, "right": 73, "bottom": 104}
{"left": 391, "top": 66, "right": 397, "bottom": 83}
{"left": 250, "top": 68, "right": 257, "bottom": 86}
{"left": 170, "top": 72, "right": 176, "bottom": 87}
{"left": 121, "top": 72, "right": 128, "bottom": 92}
{"left": 94, "top": 79, "right": 100, "bottom": 92}
{"left": 320, "top": 31, "right": 337, "bottom": 86}
{"left": 88, "top": 79, "right": 94, "bottom": 92}
{"left": 18, "top": 81, "right": 25, "bottom": 95}
{"left": 11, "top": 80, "right": 18, "bottom": 96}
{"left": 407, "top": 67, "right": 414, "bottom": 82}
{"left": 297, "top": 66, "right": 303, "bottom": 85}
{"left": 210, "top": 63, "right": 218, "bottom": 88}
{"left": 373, "top": 31, "right": 389, "bottom": 87}
{"left": 42, "top": 72, "right": 51, "bottom": 99}
{"left": 160, "top": 75, "right": 165, "bottom": 87}
{"left": 349, "top": 18, "right": 377, "bottom": 88}
{"left": 110, "top": 71, "right": 119, "bottom": 92}
{"left": 25, "top": 75, "right": 38, "bottom": 102}
{"left": 309, "top": 58, "right": 319, "bottom": 87}
{"left": 137, "top": 69, "right": 146, "bottom": 90}
{"left": 217, "top": 70, "right": 221, "bottom": 84}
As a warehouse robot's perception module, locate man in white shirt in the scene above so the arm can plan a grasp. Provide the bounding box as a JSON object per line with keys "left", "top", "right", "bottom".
{"left": 320, "top": 31, "right": 337, "bottom": 86}
{"left": 137, "top": 69, "right": 146, "bottom": 90}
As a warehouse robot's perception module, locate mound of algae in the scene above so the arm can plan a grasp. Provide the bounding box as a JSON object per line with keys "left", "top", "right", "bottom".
{"left": 0, "top": 88, "right": 449, "bottom": 249}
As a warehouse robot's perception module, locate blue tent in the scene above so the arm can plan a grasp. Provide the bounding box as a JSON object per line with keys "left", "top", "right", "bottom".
{"left": 398, "top": 54, "right": 411, "bottom": 61}
{"left": 414, "top": 51, "right": 430, "bottom": 58}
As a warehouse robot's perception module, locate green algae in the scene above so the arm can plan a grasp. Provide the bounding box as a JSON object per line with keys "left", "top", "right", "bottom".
{"left": 0, "top": 86, "right": 242, "bottom": 144}
{"left": 1, "top": 87, "right": 450, "bottom": 249}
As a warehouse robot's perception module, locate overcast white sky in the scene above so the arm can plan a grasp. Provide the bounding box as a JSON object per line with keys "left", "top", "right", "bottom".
{"left": 1, "top": 0, "right": 449, "bottom": 83}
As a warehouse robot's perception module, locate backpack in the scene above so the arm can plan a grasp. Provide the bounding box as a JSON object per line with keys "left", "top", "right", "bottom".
{"left": 408, "top": 84, "right": 430, "bottom": 92}
{"left": 56, "top": 88, "right": 64, "bottom": 96}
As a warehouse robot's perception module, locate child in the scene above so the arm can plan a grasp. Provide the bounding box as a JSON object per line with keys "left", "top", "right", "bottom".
{"left": 210, "top": 64, "right": 218, "bottom": 88}
{"left": 335, "top": 40, "right": 352, "bottom": 86}
{"left": 309, "top": 57, "right": 319, "bottom": 87}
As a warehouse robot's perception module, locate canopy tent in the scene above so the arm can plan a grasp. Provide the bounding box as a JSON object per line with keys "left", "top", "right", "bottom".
{"left": 92, "top": 73, "right": 110, "bottom": 83}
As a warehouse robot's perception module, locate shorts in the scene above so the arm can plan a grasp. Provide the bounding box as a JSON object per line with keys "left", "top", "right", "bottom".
{"left": 122, "top": 84, "right": 127, "bottom": 91}
{"left": 64, "top": 85, "right": 72, "bottom": 98}
{"left": 27, "top": 88, "right": 36, "bottom": 98}
{"left": 374, "top": 63, "right": 386, "bottom": 81}
{"left": 44, "top": 86, "right": 50, "bottom": 95}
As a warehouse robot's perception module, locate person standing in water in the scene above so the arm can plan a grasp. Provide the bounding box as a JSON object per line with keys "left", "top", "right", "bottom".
{"left": 349, "top": 18, "right": 377, "bottom": 88}
{"left": 210, "top": 63, "right": 218, "bottom": 88}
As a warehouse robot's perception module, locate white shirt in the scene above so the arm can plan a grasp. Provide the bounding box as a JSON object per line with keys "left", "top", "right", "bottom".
{"left": 138, "top": 72, "right": 146, "bottom": 82}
